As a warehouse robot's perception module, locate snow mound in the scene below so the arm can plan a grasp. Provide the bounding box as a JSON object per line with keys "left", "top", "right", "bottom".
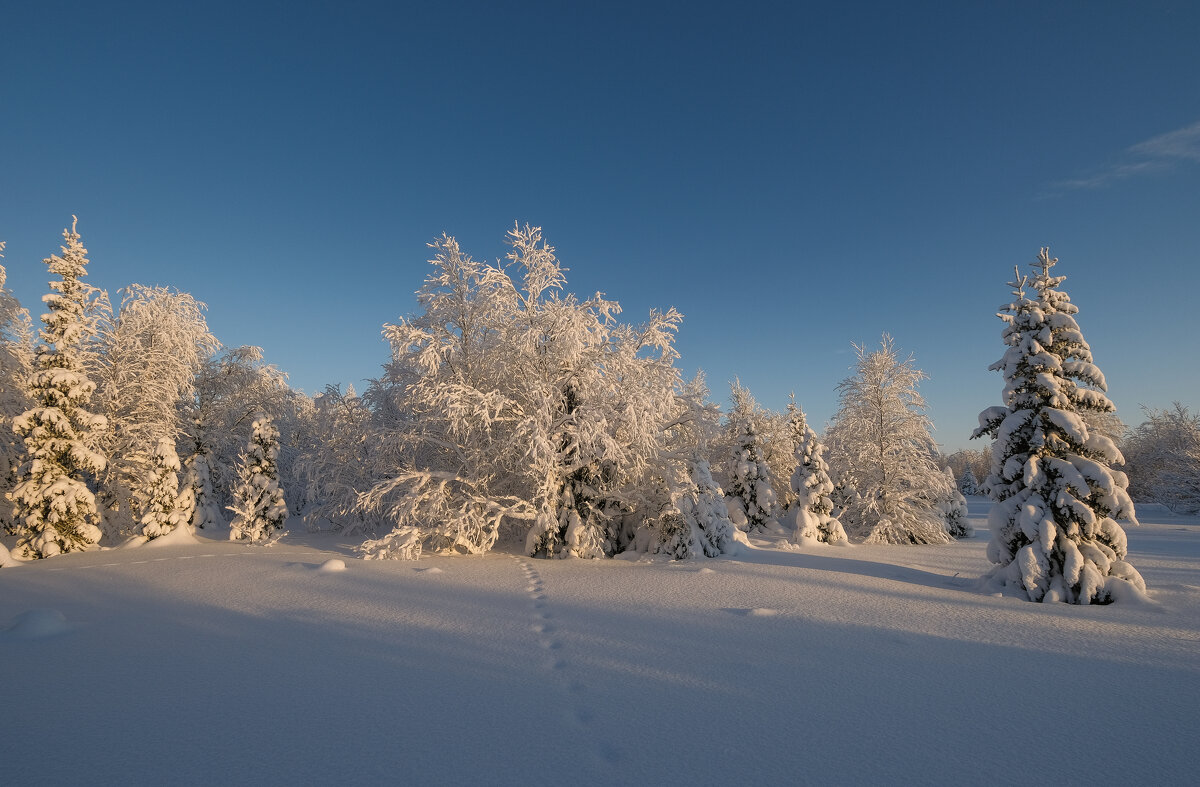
{"left": 416, "top": 566, "right": 444, "bottom": 574}
{"left": 317, "top": 559, "right": 347, "bottom": 573}
{"left": 3, "top": 609, "right": 71, "bottom": 640}
{"left": 749, "top": 608, "right": 780, "bottom": 617}
{"left": 1105, "top": 577, "right": 1158, "bottom": 607}
{"left": 727, "top": 529, "right": 751, "bottom": 553}
{"left": 697, "top": 567, "right": 715, "bottom": 574}
{"left": 145, "top": 526, "right": 201, "bottom": 548}
{"left": 120, "top": 526, "right": 202, "bottom": 550}
{"left": 0, "top": 542, "right": 19, "bottom": 568}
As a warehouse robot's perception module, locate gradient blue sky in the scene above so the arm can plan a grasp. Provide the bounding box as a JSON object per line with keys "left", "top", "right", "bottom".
{"left": 3, "top": 0, "right": 1198, "bottom": 451}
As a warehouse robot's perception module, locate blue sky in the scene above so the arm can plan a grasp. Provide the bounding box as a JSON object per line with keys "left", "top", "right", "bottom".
{"left": 2, "top": 0, "right": 1197, "bottom": 451}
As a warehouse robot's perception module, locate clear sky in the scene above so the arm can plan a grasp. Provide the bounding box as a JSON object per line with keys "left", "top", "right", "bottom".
{"left": 2, "top": 0, "right": 1197, "bottom": 451}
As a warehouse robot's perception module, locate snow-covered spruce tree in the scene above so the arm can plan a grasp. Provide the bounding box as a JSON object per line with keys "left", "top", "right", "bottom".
{"left": 946, "top": 446, "right": 991, "bottom": 494}
{"left": 93, "top": 285, "right": 218, "bottom": 533}
{"left": 726, "top": 420, "right": 779, "bottom": 533}
{"left": 9, "top": 219, "right": 108, "bottom": 557}
{"left": 937, "top": 466, "right": 972, "bottom": 539}
{"left": 782, "top": 393, "right": 807, "bottom": 509}
{"left": 825, "top": 335, "right": 952, "bottom": 544}
{"left": 0, "top": 243, "right": 34, "bottom": 534}
{"left": 957, "top": 467, "right": 978, "bottom": 495}
{"left": 717, "top": 380, "right": 792, "bottom": 509}
{"left": 180, "top": 447, "right": 222, "bottom": 528}
{"left": 661, "top": 460, "right": 735, "bottom": 557}
{"left": 973, "top": 249, "right": 1143, "bottom": 603}
{"left": 784, "top": 404, "right": 847, "bottom": 544}
{"left": 136, "top": 437, "right": 187, "bottom": 539}
{"left": 228, "top": 415, "right": 288, "bottom": 543}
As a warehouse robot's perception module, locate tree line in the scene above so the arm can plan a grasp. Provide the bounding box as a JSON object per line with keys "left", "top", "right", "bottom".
{"left": 2, "top": 223, "right": 1196, "bottom": 604}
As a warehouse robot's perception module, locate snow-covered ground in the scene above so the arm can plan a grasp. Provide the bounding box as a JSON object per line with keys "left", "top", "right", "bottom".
{"left": 4, "top": 499, "right": 1199, "bottom": 784}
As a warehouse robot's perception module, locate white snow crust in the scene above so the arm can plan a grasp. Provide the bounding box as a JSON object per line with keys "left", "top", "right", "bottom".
{"left": 3, "top": 502, "right": 1199, "bottom": 783}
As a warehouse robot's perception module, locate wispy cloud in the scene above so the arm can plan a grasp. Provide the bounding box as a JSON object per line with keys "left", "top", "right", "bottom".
{"left": 1047, "top": 119, "right": 1200, "bottom": 193}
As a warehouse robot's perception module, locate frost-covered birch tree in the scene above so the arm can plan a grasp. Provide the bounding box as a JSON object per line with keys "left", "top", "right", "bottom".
{"left": 652, "top": 374, "right": 735, "bottom": 559}
{"left": 95, "top": 285, "right": 218, "bottom": 532}
{"left": 1123, "top": 403, "right": 1200, "bottom": 514}
{"left": 296, "top": 384, "right": 379, "bottom": 534}
{"left": 826, "top": 335, "right": 952, "bottom": 544}
{"left": 973, "top": 250, "right": 1144, "bottom": 603}
{"left": 784, "top": 404, "right": 847, "bottom": 544}
{"left": 0, "top": 243, "right": 34, "bottom": 533}
{"left": 9, "top": 219, "right": 108, "bottom": 557}
{"left": 187, "top": 345, "right": 295, "bottom": 512}
{"left": 358, "top": 225, "right": 685, "bottom": 560}
{"left": 228, "top": 414, "right": 288, "bottom": 543}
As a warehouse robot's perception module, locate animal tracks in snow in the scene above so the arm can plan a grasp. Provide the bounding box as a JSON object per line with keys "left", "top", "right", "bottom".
{"left": 513, "top": 556, "right": 620, "bottom": 764}
{"left": 516, "top": 558, "right": 562, "bottom": 658}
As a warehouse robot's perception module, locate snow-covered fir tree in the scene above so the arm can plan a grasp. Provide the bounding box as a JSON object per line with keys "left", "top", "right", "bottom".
{"left": 726, "top": 421, "right": 779, "bottom": 533}
{"left": 784, "top": 404, "right": 847, "bottom": 544}
{"left": 945, "top": 447, "right": 990, "bottom": 494}
{"left": 956, "top": 466, "right": 979, "bottom": 495}
{"left": 656, "top": 460, "right": 737, "bottom": 559}
{"left": 9, "top": 219, "right": 108, "bottom": 557}
{"left": 825, "top": 335, "right": 952, "bottom": 545}
{"left": 973, "top": 249, "right": 1144, "bottom": 603}
{"left": 783, "top": 393, "right": 807, "bottom": 509}
{"left": 228, "top": 415, "right": 288, "bottom": 543}
{"left": 938, "top": 466, "right": 972, "bottom": 539}
{"left": 717, "top": 380, "right": 791, "bottom": 509}
{"left": 180, "top": 447, "right": 222, "bottom": 529}
{"left": 136, "top": 437, "right": 187, "bottom": 539}
{"left": 0, "top": 243, "right": 34, "bottom": 533}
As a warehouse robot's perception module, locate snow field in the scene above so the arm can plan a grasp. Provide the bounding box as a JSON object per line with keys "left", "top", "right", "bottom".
{"left": 3, "top": 502, "right": 1199, "bottom": 784}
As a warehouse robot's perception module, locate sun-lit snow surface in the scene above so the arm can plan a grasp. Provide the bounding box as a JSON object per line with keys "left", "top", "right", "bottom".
{"left": 3, "top": 500, "right": 1199, "bottom": 784}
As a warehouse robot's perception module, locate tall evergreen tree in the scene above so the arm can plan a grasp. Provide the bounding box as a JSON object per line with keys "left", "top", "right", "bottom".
{"left": 136, "top": 437, "right": 187, "bottom": 539}
{"left": 659, "top": 459, "right": 736, "bottom": 558}
{"left": 785, "top": 405, "right": 847, "bottom": 544}
{"left": 782, "top": 394, "right": 806, "bottom": 509}
{"left": 228, "top": 415, "right": 288, "bottom": 543}
{"left": 727, "top": 421, "right": 778, "bottom": 532}
{"left": 973, "top": 249, "right": 1144, "bottom": 603}
{"left": 938, "top": 466, "right": 972, "bottom": 539}
{"left": 9, "top": 219, "right": 108, "bottom": 557}
{"left": 180, "top": 447, "right": 222, "bottom": 529}
{"left": 956, "top": 467, "right": 978, "bottom": 495}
